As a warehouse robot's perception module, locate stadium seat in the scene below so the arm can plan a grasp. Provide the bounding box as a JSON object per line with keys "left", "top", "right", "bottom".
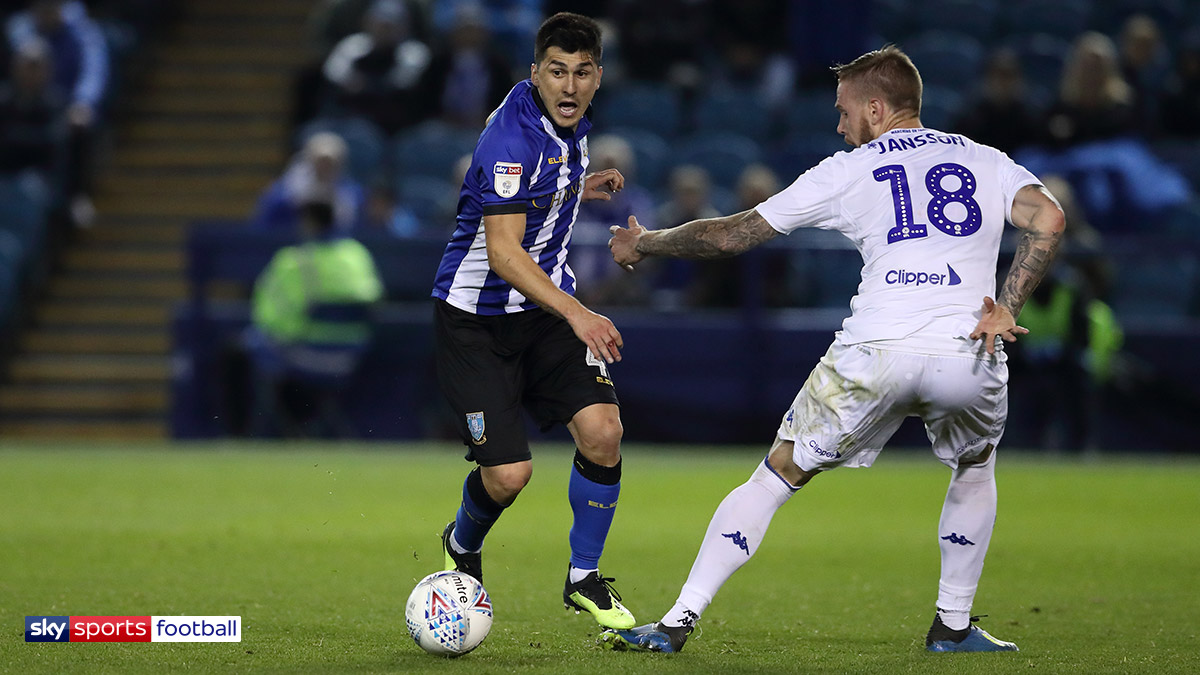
{"left": 396, "top": 174, "right": 457, "bottom": 223}
{"left": 693, "top": 87, "right": 772, "bottom": 142}
{"left": 1109, "top": 255, "right": 1198, "bottom": 319}
{"left": 393, "top": 121, "right": 480, "bottom": 183}
{"left": 902, "top": 31, "right": 985, "bottom": 88}
{"left": 595, "top": 82, "right": 683, "bottom": 140}
{"left": 912, "top": 0, "right": 999, "bottom": 40}
{"left": 767, "top": 133, "right": 846, "bottom": 180}
{"left": 1005, "top": 32, "right": 1071, "bottom": 96}
{"left": 605, "top": 127, "right": 672, "bottom": 193}
{"left": 871, "top": 0, "right": 914, "bottom": 42}
{"left": 783, "top": 92, "right": 838, "bottom": 138}
{"left": 1000, "top": 0, "right": 1092, "bottom": 41}
{"left": 297, "top": 116, "right": 388, "bottom": 183}
{"left": 920, "top": 85, "right": 965, "bottom": 132}
{"left": 0, "top": 229, "right": 24, "bottom": 328}
{"left": 0, "top": 177, "right": 48, "bottom": 261}
{"left": 674, "top": 132, "right": 763, "bottom": 190}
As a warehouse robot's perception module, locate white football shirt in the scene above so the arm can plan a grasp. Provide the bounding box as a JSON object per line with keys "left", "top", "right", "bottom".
{"left": 757, "top": 127, "right": 1042, "bottom": 353}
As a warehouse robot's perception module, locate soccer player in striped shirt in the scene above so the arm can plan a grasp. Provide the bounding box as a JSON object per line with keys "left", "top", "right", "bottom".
{"left": 430, "top": 12, "right": 634, "bottom": 630}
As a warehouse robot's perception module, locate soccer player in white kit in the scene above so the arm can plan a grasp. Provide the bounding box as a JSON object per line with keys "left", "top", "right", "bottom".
{"left": 603, "top": 46, "right": 1065, "bottom": 653}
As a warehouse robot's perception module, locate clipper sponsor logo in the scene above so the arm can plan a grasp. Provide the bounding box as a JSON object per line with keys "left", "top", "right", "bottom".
{"left": 808, "top": 439, "right": 841, "bottom": 460}
{"left": 885, "top": 264, "right": 962, "bottom": 287}
{"left": 25, "top": 616, "right": 241, "bottom": 642}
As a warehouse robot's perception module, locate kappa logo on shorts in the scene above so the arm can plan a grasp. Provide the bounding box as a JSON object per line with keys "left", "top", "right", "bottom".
{"left": 466, "top": 412, "right": 486, "bottom": 445}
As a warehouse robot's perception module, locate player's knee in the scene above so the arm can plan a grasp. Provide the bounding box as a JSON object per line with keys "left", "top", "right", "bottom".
{"left": 767, "top": 438, "right": 818, "bottom": 487}
{"left": 574, "top": 416, "right": 623, "bottom": 466}
{"left": 482, "top": 462, "right": 533, "bottom": 504}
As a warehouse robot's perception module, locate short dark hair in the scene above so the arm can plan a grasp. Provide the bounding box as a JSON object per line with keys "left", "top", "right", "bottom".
{"left": 534, "top": 12, "right": 602, "bottom": 65}
{"left": 831, "top": 45, "right": 922, "bottom": 117}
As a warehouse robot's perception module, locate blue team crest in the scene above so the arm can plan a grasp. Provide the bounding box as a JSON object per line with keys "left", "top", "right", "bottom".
{"left": 466, "top": 412, "right": 486, "bottom": 445}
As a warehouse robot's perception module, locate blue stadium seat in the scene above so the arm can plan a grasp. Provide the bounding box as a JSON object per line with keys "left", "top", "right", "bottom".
{"left": 393, "top": 121, "right": 480, "bottom": 183}
{"left": 767, "top": 133, "right": 846, "bottom": 180}
{"left": 693, "top": 87, "right": 771, "bottom": 142}
{"left": 1000, "top": 0, "right": 1092, "bottom": 41}
{"left": 0, "top": 229, "right": 24, "bottom": 327}
{"left": 606, "top": 126, "right": 673, "bottom": 192}
{"left": 902, "top": 31, "right": 986, "bottom": 88}
{"left": 871, "top": 0, "right": 914, "bottom": 42}
{"left": 396, "top": 175, "right": 457, "bottom": 223}
{"left": 297, "top": 116, "right": 388, "bottom": 183}
{"left": 595, "top": 82, "right": 683, "bottom": 139}
{"left": 674, "top": 132, "right": 763, "bottom": 190}
{"left": 783, "top": 92, "right": 838, "bottom": 138}
{"left": 912, "top": 0, "right": 999, "bottom": 40}
{"left": 921, "top": 85, "right": 966, "bottom": 132}
{"left": 1109, "top": 256, "right": 1198, "bottom": 319}
{"left": 0, "top": 177, "right": 48, "bottom": 259}
{"left": 1005, "top": 33, "right": 1071, "bottom": 95}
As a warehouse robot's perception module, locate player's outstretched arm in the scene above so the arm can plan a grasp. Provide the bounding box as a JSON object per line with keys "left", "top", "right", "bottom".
{"left": 969, "top": 184, "right": 1065, "bottom": 354}
{"left": 608, "top": 208, "right": 778, "bottom": 268}
{"left": 485, "top": 212, "right": 623, "bottom": 363}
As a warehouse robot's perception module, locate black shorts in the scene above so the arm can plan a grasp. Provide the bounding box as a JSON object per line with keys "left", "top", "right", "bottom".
{"left": 433, "top": 300, "right": 620, "bottom": 466}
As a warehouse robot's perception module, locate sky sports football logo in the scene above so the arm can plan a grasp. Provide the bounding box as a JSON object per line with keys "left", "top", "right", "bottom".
{"left": 25, "top": 616, "right": 241, "bottom": 643}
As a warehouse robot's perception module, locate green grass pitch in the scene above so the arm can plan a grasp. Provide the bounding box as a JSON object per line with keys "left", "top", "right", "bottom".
{"left": 2, "top": 443, "right": 1198, "bottom": 674}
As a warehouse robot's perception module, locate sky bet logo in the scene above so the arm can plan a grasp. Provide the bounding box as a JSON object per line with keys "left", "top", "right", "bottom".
{"left": 885, "top": 264, "right": 962, "bottom": 287}
{"left": 26, "top": 615, "right": 241, "bottom": 643}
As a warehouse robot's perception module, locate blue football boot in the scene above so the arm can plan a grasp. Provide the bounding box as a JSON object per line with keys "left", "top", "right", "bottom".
{"left": 925, "top": 614, "right": 1019, "bottom": 652}
{"left": 600, "top": 621, "right": 693, "bottom": 653}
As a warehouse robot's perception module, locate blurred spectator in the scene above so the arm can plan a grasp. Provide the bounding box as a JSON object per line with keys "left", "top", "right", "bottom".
{"left": 309, "top": 0, "right": 428, "bottom": 55}
{"left": 418, "top": 3, "right": 513, "bottom": 129}
{"left": 573, "top": 134, "right": 656, "bottom": 306}
{"left": 1160, "top": 29, "right": 1200, "bottom": 138}
{"left": 362, "top": 179, "right": 422, "bottom": 238}
{"left": 709, "top": 0, "right": 793, "bottom": 110}
{"left": 1118, "top": 14, "right": 1168, "bottom": 137}
{"left": 429, "top": 0, "right": 541, "bottom": 68}
{"left": 322, "top": 0, "right": 432, "bottom": 134}
{"left": 1044, "top": 32, "right": 1137, "bottom": 148}
{"left": 952, "top": 48, "right": 1043, "bottom": 155}
{"left": 254, "top": 132, "right": 367, "bottom": 233}
{"left": 690, "top": 164, "right": 784, "bottom": 308}
{"left": 0, "top": 38, "right": 65, "bottom": 184}
{"left": 6, "top": 0, "right": 110, "bottom": 226}
{"left": 611, "top": 0, "right": 710, "bottom": 88}
{"left": 246, "top": 201, "right": 384, "bottom": 437}
{"left": 654, "top": 164, "right": 721, "bottom": 308}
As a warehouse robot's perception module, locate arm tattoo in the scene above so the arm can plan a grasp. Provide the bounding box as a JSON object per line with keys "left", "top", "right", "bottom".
{"left": 637, "top": 209, "right": 778, "bottom": 260}
{"left": 997, "top": 224, "right": 1062, "bottom": 317}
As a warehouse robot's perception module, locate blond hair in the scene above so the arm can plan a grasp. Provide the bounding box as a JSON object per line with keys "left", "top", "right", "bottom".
{"left": 831, "top": 45, "right": 923, "bottom": 116}
{"left": 1060, "top": 32, "right": 1132, "bottom": 106}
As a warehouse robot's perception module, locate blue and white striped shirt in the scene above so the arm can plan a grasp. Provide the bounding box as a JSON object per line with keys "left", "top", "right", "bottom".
{"left": 432, "top": 80, "right": 592, "bottom": 315}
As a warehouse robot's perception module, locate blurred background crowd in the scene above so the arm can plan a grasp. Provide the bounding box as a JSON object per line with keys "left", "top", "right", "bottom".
{"left": 1, "top": 0, "right": 1198, "bottom": 449}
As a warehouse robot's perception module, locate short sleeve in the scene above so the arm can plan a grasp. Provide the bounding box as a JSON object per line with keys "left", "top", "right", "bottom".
{"left": 997, "top": 152, "right": 1042, "bottom": 223}
{"left": 755, "top": 153, "right": 848, "bottom": 235}
{"left": 475, "top": 125, "right": 535, "bottom": 215}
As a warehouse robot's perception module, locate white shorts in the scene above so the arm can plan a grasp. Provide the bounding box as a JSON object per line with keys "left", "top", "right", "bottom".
{"left": 776, "top": 341, "right": 1008, "bottom": 471}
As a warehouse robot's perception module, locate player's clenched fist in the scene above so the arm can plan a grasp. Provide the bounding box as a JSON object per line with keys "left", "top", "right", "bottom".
{"left": 608, "top": 215, "right": 646, "bottom": 269}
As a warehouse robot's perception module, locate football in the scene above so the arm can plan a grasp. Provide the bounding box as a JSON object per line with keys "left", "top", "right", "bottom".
{"left": 405, "top": 571, "right": 493, "bottom": 656}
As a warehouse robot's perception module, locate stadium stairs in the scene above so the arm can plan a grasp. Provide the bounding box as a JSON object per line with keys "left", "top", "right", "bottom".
{"left": 0, "top": 0, "right": 312, "bottom": 440}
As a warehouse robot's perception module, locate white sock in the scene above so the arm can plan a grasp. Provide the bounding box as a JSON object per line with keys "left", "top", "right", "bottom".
{"left": 449, "top": 531, "right": 476, "bottom": 555}
{"left": 935, "top": 454, "right": 997, "bottom": 630}
{"left": 568, "top": 565, "right": 597, "bottom": 584}
{"left": 662, "top": 460, "right": 798, "bottom": 626}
